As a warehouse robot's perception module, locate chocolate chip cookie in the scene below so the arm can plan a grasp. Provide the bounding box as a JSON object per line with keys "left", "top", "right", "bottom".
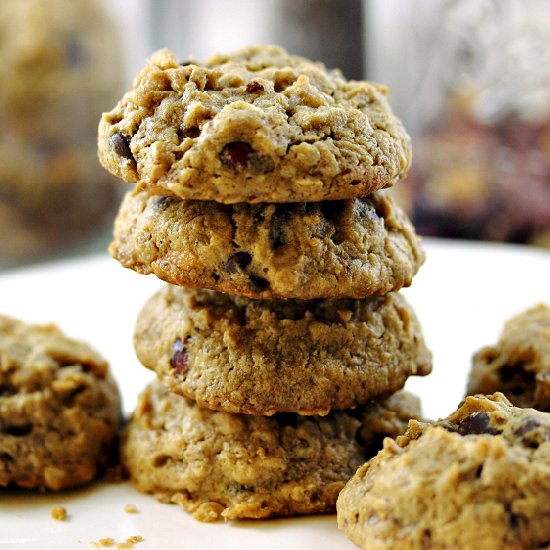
{"left": 0, "top": 315, "right": 121, "bottom": 490}
{"left": 122, "top": 380, "right": 422, "bottom": 522}
{"left": 98, "top": 45, "right": 411, "bottom": 204}
{"left": 468, "top": 304, "right": 550, "bottom": 410}
{"left": 134, "top": 285, "right": 432, "bottom": 416}
{"left": 337, "top": 393, "right": 550, "bottom": 550}
{"left": 110, "top": 188, "right": 424, "bottom": 300}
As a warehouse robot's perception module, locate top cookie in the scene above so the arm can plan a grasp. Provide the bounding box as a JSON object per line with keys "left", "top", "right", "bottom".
{"left": 98, "top": 45, "right": 411, "bottom": 203}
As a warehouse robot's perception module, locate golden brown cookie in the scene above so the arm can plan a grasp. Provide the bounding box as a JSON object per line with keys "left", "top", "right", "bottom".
{"left": 134, "top": 285, "right": 432, "bottom": 416}
{"left": 98, "top": 45, "right": 411, "bottom": 203}
{"left": 468, "top": 303, "right": 550, "bottom": 410}
{"left": 110, "top": 188, "right": 424, "bottom": 300}
{"left": 122, "top": 380, "right": 422, "bottom": 522}
{"left": 337, "top": 393, "right": 550, "bottom": 550}
{"left": 0, "top": 315, "right": 121, "bottom": 490}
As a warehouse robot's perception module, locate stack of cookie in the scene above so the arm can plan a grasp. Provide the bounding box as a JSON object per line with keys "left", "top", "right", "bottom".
{"left": 97, "top": 45, "right": 432, "bottom": 521}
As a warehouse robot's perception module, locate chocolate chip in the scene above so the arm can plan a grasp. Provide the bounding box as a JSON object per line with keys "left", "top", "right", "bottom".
{"left": 170, "top": 337, "right": 190, "bottom": 377}
{"left": 220, "top": 142, "right": 253, "bottom": 171}
{"left": 109, "top": 132, "right": 134, "bottom": 161}
{"left": 457, "top": 412, "right": 500, "bottom": 436}
{"left": 514, "top": 418, "right": 541, "bottom": 436}
{"left": 268, "top": 205, "right": 294, "bottom": 249}
{"left": 185, "top": 127, "right": 200, "bottom": 138}
{"left": 4, "top": 423, "right": 33, "bottom": 436}
{"left": 0, "top": 385, "right": 17, "bottom": 397}
{"left": 177, "top": 127, "right": 200, "bottom": 142}
{"left": 0, "top": 452, "right": 14, "bottom": 463}
{"left": 226, "top": 252, "right": 252, "bottom": 274}
{"left": 246, "top": 81, "right": 264, "bottom": 94}
{"left": 154, "top": 196, "right": 177, "bottom": 210}
{"left": 249, "top": 275, "right": 270, "bottom": 293}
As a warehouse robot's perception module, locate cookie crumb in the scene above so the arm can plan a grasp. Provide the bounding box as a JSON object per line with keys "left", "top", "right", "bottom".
{"left": 90, "top": 538, "right": 115, "bottom": 547}
{"left": 51, "top": 506, "right": 67, "bottom": 521}
{"left": 90, "top": 536, "right": 144, "bottom": 549}
{"left": 116, "top": 536, "right": 144, "bottom": 549}
{"left": 124, "top": 504, "right": 138, "bottom": 514}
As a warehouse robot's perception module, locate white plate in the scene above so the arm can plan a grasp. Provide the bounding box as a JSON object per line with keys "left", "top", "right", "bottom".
{"left": 1, "top": 238, "right": 549, "bottom": 549}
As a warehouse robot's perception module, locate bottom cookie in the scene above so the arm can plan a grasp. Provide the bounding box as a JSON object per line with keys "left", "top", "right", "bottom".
{"left": 121, "top": 380, "right": 421, "bottom": 522}
{"left": 337, "top": 393, "right": 550, "bottom": 550}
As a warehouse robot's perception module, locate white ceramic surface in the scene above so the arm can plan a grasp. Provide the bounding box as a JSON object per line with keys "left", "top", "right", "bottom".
{"left": 1, "top": 238, "right": 549, "bottom": 549}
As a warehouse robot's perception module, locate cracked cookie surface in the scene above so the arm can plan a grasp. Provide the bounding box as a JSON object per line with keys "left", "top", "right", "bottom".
{"left": 110, "top": 188, "right": 424, "bottom": 300}
{"left": 134, "top": 285, "right": 432, "bottom": 416}
{"left": 98, "top": 45, "right": 411, "bottom": 203}
{"left": 122, "top": 380, "right": 421, "bottom": 522}
{"left": 468, "top": 304, "right": 550, "bottom": 410}
{"left": 337, "top": 393, "right": 550, "bottom": 550}
{"left": 0, "top": 315, "right": 121, "bottom": 490}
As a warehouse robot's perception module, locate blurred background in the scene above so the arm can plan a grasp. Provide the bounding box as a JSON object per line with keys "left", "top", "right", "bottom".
{"left": 1, "top": 0, "right": 549, "bottom": 270}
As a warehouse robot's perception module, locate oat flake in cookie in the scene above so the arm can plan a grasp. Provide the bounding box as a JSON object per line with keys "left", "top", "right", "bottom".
{"left": 0, "top": 315, "right": 121, "bottom": 490}
{"left": 134, "top": 285, "right": 432, "bottom": 416}
{"left": 110, "top": 188, "right": 424, "bottom": 300}
{"left": 122, "top": 380, "right": 422, "bottom": 522}
{"left": 337, "top": 393, "right": 550, "bottom": 550}
{"left": 98, "top": 45, "right": 411, "bottom": 203}
{"left": 468, "top": 303, "right": 550, "bottom": 410}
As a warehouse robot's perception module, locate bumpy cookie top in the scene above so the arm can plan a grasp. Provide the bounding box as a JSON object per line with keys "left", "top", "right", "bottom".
{"left": 0, "top": 314, "right": 109, "bottom": 380}
{"left": 98, "top": 45, "right": 411, "bottom": 203}
{"left": 468, "top": 303, "right": 550, "bottom": 410}
{"left": 337, "top": 393, "right": 550, "bottom": 550}
{"left": 0, "top": 315, "right": 121, "bottom": 490}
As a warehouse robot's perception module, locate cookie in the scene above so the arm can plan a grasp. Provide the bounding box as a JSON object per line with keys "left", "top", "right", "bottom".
{"left": 468, "top": 304, "right": 550, "bottom": 410}
{"left": 0, "top": 0, "right": 123, "bottom": 262}
{"left": 110, "top": 188, "right": 425, "bottom": 300}
{"left": 0, "top": 315, "right": 121, "bottom": 490}
{"left": 121, "top": 380, "right": 422, "bottom": 522}
{"left": 98, "top": 45, "right": 411, "bottom": 204}
{"left": 134, "top": 285, "right": 432, "bottom": 416}
{"left": 337, "top": 393, "right": 550, "bottom": 550}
